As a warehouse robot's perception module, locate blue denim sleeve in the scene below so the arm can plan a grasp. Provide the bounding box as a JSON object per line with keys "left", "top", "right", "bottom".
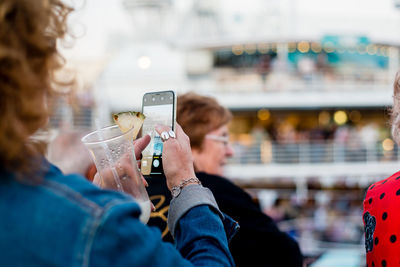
{"left": 88, "top": 199, "right": 234, "bottom": 266}
{"left": 168, "top": 185, "right": 223, "bottom": 236}
{"left": 174, "top": 205, "right": 235, "bottom": 267}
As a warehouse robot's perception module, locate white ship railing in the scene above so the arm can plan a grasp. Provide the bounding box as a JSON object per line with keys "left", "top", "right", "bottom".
{"left": 229, "top": 141, "right": 400, "bottom": 165}
{"left": 225, "top": 141, "right": 400, "bottom": 190}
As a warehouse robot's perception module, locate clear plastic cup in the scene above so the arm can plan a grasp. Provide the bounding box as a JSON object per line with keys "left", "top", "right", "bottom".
{"left": 81, "top": 125, "right": 151, "bottom": 223}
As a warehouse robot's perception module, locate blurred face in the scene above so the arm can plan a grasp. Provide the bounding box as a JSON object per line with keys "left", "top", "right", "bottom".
{"left": 192, "top": 124, "right": 234, "bottom": 176}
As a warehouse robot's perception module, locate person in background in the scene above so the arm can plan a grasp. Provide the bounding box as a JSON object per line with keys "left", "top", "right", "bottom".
{"left": 47, "top": 130, "right": 96, "bottom": 181}
{"left": 147, "top": 92, "right": 303, "bottom": 267}
{"left": 0, "top": 1, "right": 236, "bottom": 266}
{"left": 363, "top": 71, "right": 400, "bottom": 267}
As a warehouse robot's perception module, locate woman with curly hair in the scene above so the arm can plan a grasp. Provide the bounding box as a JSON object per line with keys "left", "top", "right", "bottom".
{"left": 0, "top": 1, "right": 235, "bottom": 266}
{"left": 363, "top": 72, "right": 400, "bottom": 267}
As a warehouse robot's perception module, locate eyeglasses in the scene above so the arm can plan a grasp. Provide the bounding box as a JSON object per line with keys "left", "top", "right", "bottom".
{"left": 205, "top": 134, "right": 230, "bottom": 146}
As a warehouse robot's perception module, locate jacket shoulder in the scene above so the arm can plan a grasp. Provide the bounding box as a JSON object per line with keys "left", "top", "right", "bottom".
{"left": 42, "top": 164, "right": 136, "bottom": 214}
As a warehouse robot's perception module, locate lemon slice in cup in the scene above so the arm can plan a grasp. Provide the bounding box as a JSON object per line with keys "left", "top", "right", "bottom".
{"left": 113, "top": 111, "right": 145, "bottom": 139}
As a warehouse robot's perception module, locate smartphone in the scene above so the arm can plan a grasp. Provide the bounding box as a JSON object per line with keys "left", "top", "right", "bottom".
{"left": 141, "top": 90, "right": 176, "bottom": 176}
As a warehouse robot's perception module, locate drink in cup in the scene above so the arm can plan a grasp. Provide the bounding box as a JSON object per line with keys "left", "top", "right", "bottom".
{"left": 82, "top": 125, "right": 151, "bottom": 223}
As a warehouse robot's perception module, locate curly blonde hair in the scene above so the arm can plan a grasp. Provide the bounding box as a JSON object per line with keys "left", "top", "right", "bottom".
{"left": 391, "top": 71, "right": 400, "bottom": 144}
{"left": 0, "top": 0, "right": 72, "bottom": 174}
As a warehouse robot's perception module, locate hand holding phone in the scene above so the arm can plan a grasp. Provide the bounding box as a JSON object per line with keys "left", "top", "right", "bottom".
{"left": 141, "top": 90, "right": 176, "bottom": 176}
{"left": 154, "top": 123, "right": 196, "bottom": 190}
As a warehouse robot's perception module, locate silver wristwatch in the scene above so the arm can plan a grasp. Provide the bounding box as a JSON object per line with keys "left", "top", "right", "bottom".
{"left": 171, "top": 177, "right": 202, "bottom": 198}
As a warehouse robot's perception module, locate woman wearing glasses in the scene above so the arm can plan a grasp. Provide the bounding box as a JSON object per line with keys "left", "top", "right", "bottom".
{"left": 147, "top": 92, "right": 303, "bottom": 267}
{"left": 178, "top": 93, "right": 234, "bottom": 177}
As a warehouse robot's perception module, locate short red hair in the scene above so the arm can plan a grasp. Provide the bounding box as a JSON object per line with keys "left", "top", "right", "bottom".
{"left": 177, "top": 92, "right": 232, "bottom": 150}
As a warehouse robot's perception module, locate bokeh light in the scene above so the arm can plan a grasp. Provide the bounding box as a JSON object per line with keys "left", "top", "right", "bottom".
{"left": 257, "top": 109, "right": 271, "bottom": 121}
{"left": 137, "top": 56, "right": 151, "bottom": 69}
{"left": 232, "top": 45, "right": 244, "bottom": 55}
{"left": 349, "top": 110, "right": 362, "bottom": 122}
{"left": 382, "top": 138, "right": 394, "bottom": 151}
{"left": 245, "top": 44, "right": 257, "bottom": 55}
{"left": 311, "top": 43, "right": 322, "bottom": 53}
{"left": 298, "top": 41, "right": 310, "bottom": 53}
{"left": 318, "top": 111, "right": 330, "bottom": 126}
{"left": 257, "top": 43, "right": 269, "bottom": 54}
{"left": 323, "top": 42, "right": 335, "bottom": 53}
{"left": 333, "top": 110, "right": 348, "bottom": 125}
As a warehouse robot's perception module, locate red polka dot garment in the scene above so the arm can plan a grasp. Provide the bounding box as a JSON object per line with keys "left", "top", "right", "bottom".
{"left": 363, "top": 171, "right": 400, "bottom": 267}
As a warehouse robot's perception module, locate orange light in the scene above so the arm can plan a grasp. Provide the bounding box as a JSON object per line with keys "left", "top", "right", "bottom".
{"left": 258, "top": 44, "right": 270, "bottom": 54}
{"left": 318, "top": 111, "right": 330, "bottom": 126}
{"left": 232, "top": 45, "right": 244, "bottom": 55}
{"left": 298, "top": 41, "right": 310, "bottom": 53}
{"left": 311, "top": 43, "right": 322, "bottom": 53}
{"left": 257, "top": 109, "right": 271, "bottom": 121}
{"left": 383, "top": 138, "right": 394, "bottom": 151}
{"left": 349, "top": 110, "right": 362, "bottom": 122}
{"left": 245, "top": 44, "right": 257, "bottom": 55}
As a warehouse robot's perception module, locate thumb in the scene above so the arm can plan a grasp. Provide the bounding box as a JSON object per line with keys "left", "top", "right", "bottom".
{"left": 133, "top": 134, "right": 151, "bottom": 159}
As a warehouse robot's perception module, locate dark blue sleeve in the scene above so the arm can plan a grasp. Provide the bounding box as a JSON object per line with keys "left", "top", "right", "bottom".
{"left": 88, "top": 201, "right": 191, "bottom": 267}
{"left": 88, "top": 201, "right": 233, "bottom": 266}
{"left": 174, "top": 205, "right": 235, "bottom": 267}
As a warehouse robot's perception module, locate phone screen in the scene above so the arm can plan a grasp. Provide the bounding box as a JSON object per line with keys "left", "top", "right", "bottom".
{"left": 141, "top": 91, "right": 175, "bottom": 176}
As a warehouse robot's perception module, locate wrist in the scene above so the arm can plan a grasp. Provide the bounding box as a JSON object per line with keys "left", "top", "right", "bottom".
{"left": 171, "top": 177, "right": 201, "bottom": 198}
{"left": 167, "top": 169, "right": 196, "bottom": 190}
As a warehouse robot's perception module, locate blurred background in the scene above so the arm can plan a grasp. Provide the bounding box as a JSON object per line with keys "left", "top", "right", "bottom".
{"left": 53, "top": 0, "right": 400, "bottom": 266}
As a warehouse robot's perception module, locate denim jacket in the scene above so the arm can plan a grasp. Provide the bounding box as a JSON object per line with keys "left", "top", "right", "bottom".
{"left": 0, "top": 162, "right": 236, "bottom": 266}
